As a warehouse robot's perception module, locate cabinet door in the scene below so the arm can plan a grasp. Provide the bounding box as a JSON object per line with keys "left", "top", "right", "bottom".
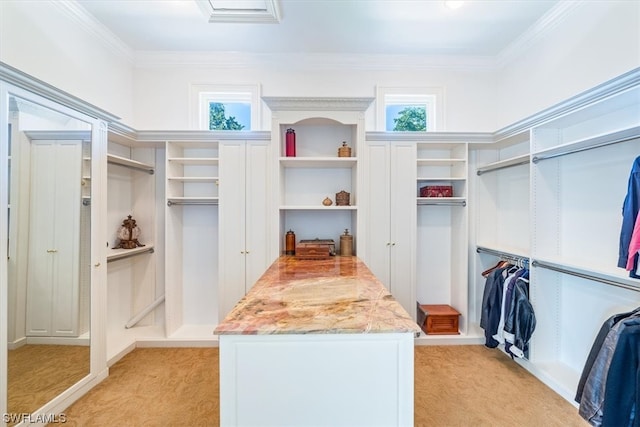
{"left": 219, "top": 141, "right": 248, "bottom": 319}
{"left": 244, "top": 141, "right": 271, "bottom": 290}
{"left": 26, "top": 141, "right": 81, "bottom": 336}
{"left": 389, "top": 143, "right": 416, "bottom": 319}
{"left": 363, "top": 141, "right": 391, "bottom": 285}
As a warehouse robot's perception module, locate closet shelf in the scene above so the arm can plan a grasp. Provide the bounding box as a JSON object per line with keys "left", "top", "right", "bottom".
{"left": 417, "top": 197, "right": 466, "bottom": 206}
{"left": 167, "top": 157, "right": 219, "bottom": 165}
{"left": 107, "top": 154, "right": 155, "bottom": 174}
{"left": 477, "top": 154, "right": 530, "bottom": 175}
{"left": 417, "top": 158, "right": 466, "bottom": 167}
{"left": 279, "top": 205, "right": 357, "bottom": 210}
{"left": 417, "top": 177, "right": 466, "bottom": 181}
{"left": 532, "top": 125, "right": 640, "bottom": 163}
{"left": 167, "top": 177, "right": 219, "bottom": 183}
{"left": 279, "top": 157, "right": 357, "bottom": 168}
{"left": 107, "top": 245, "right": 155, "bottom": 263}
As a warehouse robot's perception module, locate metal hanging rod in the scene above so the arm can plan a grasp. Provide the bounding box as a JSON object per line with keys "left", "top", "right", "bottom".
{"left": 532, "top": 127, "right": 640, "bottom": 163}
{"left": 167, "top": 200, "right": 219, "bottom": 206}
{"left": 532, "top": 260, "right": 640, "bottom": 293}
{"left": 476, "top": 246, "right": 530, "bottom": 266}
{"left": 418, "top": 199, "right": 466, "bottom": 207}
{"left": 476, "top": 156, "right": 530, "bottom": 176}
{"left": 125, "top": 295, "right": 165, "bottom": 329}
{"left": 107, "top": 247, "right": 155, "bottom": 263}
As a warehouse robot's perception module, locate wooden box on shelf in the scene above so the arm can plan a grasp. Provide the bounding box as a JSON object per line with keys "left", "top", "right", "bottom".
{"left": 417, "top": 304, "right": 460, "bottom": 335}
{"left": 295, "top": 243, "right": 331, "bottom": 260}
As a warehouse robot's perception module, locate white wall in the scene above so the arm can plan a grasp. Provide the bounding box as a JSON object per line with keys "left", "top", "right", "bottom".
{"left": 495, "top": 1, "right": 640, "bottom": 130}
{"left": 132, "top": 60, "right": 498, "bottom": 132}
{"left": 0, "top": 1, "right": 134, "bottom": 123}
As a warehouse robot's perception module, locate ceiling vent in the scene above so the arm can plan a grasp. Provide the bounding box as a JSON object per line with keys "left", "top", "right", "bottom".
{"left": 195, "top": 0, "right": 281, "bottom": 23}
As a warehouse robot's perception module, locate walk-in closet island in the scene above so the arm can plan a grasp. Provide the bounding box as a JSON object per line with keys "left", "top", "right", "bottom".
{"left": 215, "top": 256, "right": 420, "bottom": 427}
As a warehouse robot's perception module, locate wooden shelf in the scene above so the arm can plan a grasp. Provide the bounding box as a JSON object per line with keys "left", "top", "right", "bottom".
{"left": 107, "top": 245, "right": 155, "bottom": 262}
{"left": 167, "top": 196, "right": 219, "bottom": 206}
{"left": 477, "top": 154, "right": 530, "bottom": 175}
{"left": 167, "top": 157, "right": 219, "bottom": 165}
{"left": 279, "top": 157, "right": 357, "bottom": 168}
{"left": 280, "top": 205, "right": 357, "bottom": 210}
{"left": 417, "top": 197, "right": 466, "bottom": 206}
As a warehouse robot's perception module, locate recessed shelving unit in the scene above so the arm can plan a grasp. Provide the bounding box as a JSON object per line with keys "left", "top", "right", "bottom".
{"left": 166, "top": 141, "right": 219, "bottom": 206}
{"left": 107, "top": 153, "right": 154, "bottom": 174}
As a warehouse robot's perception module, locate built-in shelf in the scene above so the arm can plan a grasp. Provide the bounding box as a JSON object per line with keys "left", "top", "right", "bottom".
{"left": 417, "top": 197, "right": 466, "bottom": 206}
{"left": 477, "top": 154, "right": 530, "bottom": 175}
{"left": 167, "top": 157, "right": 219, "bottom": 165}
{"left": 280, "top": 205, "right": 357, "bottom": 210}
{"left": 107, "top": 154, "right": 155, "bottom": 174}
{"left": 417, "top": 158, "right": 466, "bottom": 167}
{"left": 532, "top": 126, "right": 640, "bottom": 163}
{"left": 167, "top": 177, "right": 219, "bottom": 183}
{"left": 107, "top": 245, "right": 155, "bottom": 263}
{"left": 417, "top": 177, "right": 466, "bottom": 181}
{"left": 279, "top": 157, "right": 357, "bottom": 168}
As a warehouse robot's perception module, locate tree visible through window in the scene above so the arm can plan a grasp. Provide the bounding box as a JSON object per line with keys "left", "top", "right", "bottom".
{"left": 209, "top": 102, "right": 246, "bottom": 130}
{"left": 391, "top": 106, "right": 426, "bottom": 131}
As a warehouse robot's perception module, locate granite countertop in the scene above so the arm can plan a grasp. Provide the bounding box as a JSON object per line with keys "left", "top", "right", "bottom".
{"left": 214, "top": 256, "right": 421, "bottom": 335}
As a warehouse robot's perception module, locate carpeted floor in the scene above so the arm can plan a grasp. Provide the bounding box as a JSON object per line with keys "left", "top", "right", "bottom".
{"left": 8, "top": 344, "right": 90, "bottom": 426}
{"left": 58, "top": 345, "right": 588, "bottom": 426}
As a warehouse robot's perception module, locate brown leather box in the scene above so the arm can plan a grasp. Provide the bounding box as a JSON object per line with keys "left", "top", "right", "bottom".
{"left": 417, "top": 304, "right": 460, "bottom": 335}
{"left": 295, "top": 243, "right": 331, "bottom": 260}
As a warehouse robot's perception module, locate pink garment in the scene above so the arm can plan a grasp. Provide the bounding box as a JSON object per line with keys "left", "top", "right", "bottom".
{"left": 626, "top": 211, "right": 640, "bottom": 270}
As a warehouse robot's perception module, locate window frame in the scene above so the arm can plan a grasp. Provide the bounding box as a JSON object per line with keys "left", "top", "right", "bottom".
{"left": 376, "top": 86, "right": 444, "bottom": 132}
{"left": 190, "top": 84, "right": 261, "bottom": 131}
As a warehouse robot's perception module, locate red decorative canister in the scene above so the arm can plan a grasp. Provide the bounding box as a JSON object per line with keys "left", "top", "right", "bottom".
{"left": 285, "top": 128, "right": 296, "bottom": 157}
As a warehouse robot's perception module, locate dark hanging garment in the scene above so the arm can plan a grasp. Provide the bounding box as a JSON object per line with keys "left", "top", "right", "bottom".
{"left": 601, "top": 324, "right": 640, "bottom": 427}
{"left": 480, "top": 266, "right": 509, "bottom": 348}
{"left": 618, "top": 156, "right": 640, "bottom": 278}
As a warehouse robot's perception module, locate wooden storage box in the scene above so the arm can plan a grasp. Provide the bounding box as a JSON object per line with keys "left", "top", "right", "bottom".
{"left": 420, "top": 185, "right": 453, "bottom": 198}
{"left": 417, "top": 304, "right": 460, "bottom": 335}
{"left": 295, "top": 243, "right": 331, "bottom": 260}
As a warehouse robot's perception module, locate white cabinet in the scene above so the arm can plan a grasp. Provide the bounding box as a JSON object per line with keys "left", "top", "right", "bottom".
{"left": 105, "top": 135, "right": 158, "bottom": 361}
{"left": 26, "top": 139, "right": 83, "bottom": 337}
{"left": 363, "top": 138, "right": 416, "bottom": 319}
{"left": 219, "top": 138, "right": 272, "bottom": 320}
{"left": 263, "top": 98, "right": 372, "bottom": 259}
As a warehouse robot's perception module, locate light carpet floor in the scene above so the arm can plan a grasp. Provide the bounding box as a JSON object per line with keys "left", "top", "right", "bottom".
{"left": 58, "top": 345, "right": 588, "bottom": 426}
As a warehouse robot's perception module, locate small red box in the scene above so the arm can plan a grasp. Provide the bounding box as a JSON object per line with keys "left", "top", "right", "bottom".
{"left": 420, "top": 185, "right": 453, "bottom": 198}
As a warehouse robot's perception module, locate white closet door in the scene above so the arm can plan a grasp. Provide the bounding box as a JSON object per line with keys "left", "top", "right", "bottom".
{"left": 26, "top": 140, "right": 81, "bottom": 337}
{"left": 364, "top": 141, "right": 392, "bottom": 286}
{"left": 219, "top": 141, "right": 247, "bottom": 319}
{"left": 389, "top": 142, "right": 416, "bottom": 319}
{"left": 244, "top": 140, "right": 271, "bottom": 291}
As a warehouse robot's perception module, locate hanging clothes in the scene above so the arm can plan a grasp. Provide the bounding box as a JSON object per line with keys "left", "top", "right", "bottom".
{"left": 618, "top": 156, "right": 640, "bottom": 278}
{"left": 503, "top": 272, "right": 534, "bottom": 359}
{"left": 578, "top": 311, "right": 640, "bottom": 426}
{"left": 480, "top": 266, "right": 509, "bottom": 348}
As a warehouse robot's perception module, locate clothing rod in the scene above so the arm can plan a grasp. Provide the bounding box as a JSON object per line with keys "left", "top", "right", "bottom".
{"left": 476, "top": 246, "right": 529, "bottom": 263}
{"left": 476, "top": 158, "right": 530, "bottom": 176}
{"left": 532, "top": 133, "right": 638, "bottom": 164}
{"left": 418, "top": 200, "right": 466, "bottom": 207}
{"left": 167, "top": 200, "right": 218, "bottom": 206}
{"left": 531, "top": 260, "right": 640, "bottom": 293}
{"left": 107, "top": 247, "right": 155, "bottom": 263}
{"left": 125, "top": 295, "right": 165, "bottom": 329}
{"left": 107, "top": 159, "right": 155, "bottom": 174}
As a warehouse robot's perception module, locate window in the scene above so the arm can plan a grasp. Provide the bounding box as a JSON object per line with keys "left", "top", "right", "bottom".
{"left": 190, "top": 84, "right": 261, "bottom": 131}
{"left": 376, "top": 87, "right": 443, "bottom": 131}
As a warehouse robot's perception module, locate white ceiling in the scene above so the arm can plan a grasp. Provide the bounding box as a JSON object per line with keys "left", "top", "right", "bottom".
{"left": 74, "top": 0, "right": 563, "bottom": 57}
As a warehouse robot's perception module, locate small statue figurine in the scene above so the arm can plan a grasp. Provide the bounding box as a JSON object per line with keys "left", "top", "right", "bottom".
{"left": 113, "top": 215, "right": 145, "bottom": 249}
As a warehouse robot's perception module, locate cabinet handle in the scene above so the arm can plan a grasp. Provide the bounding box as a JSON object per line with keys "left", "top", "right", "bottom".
{"left": 94, "top": 262, "right": 101, "bottom": 267}
{"left": 46, "top": 249, "right": 58, "bottom": 253}
{"left": 391, "top": 243, "right": 396, "bottom": 246}
{"left": 240, "top": 251, "right": 245, "bottom": 254}
{"left": 245, "top": 251, "right": 250, "bottom": 254}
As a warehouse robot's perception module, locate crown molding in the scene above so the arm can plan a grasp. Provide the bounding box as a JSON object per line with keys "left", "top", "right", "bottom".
{"left": 134, "top": 51, "right": 497, "bottom": 71}
{"left": 496, "top": 0, "right": 583, "bottom": 68}
{"left": 54, "top": 0, "right": 134, "bottom": 64}
{"left": 195, "top": 0, "right": 281, "bottom": 23}
{"left": 365, "top": 131, "right": 493, "bottom": 143}
{"left": 262, "top": 97, "right": 374, "bottom": 112}
{"left": 0, "top": 61, "right": 121, "bottom": 122}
